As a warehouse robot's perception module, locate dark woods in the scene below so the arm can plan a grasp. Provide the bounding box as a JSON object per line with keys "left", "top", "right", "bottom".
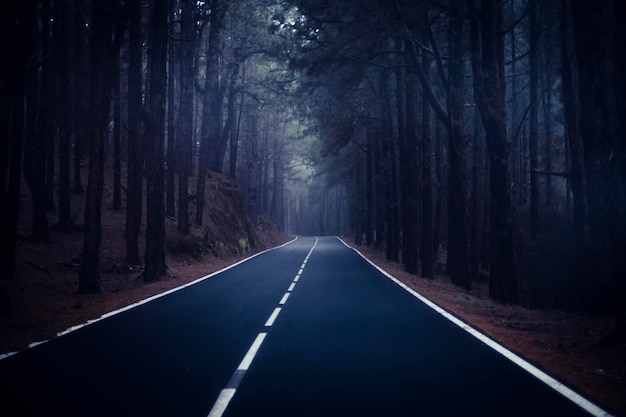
{"left": 280, "top": 0, "right": 625, "bottom": 340}
{"left": 0, "top": 0, "right": 624, "bottom": 340}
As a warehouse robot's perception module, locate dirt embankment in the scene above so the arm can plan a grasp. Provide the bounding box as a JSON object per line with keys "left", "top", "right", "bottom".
{"left": 0, "top": 170, "right": 287, "bottom": 356}
{"left": 348, "top": 242, "right": 625, "bottom": 416}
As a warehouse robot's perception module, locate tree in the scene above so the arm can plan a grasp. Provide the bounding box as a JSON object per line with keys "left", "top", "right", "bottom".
{"left": 571, "top": 0, "right": 625, "bottom": 337}
{"left": 468, "top": 0, "right": 519, "bottom": 303}
{"left": 196, "top": 0, "right": 227, "bottom": 226}
{"left": 0, "top": 0, "right": 37, "bottom": 284}
{"left": 79, "top": 0, "right": 124, "bottom": 293}
{"left": 446, "top": 11, "right": 472, "bottom": 289}
{"left": 57, "top": 0, "right": 73, "bottom": 233}
{"left": 125, "top": 0, "right": 144, "bottom": 265}
{"left": 176, "top": 0, "right": 195, "bottom": 236}
{"left": 143, "top": 0, "right": 168, "bottom": 282}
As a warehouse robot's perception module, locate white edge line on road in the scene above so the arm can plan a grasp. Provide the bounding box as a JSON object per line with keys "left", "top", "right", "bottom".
{"left": 206, "top": 236, "right": 318, "bottom": 417}
{"left": 237, "top": 332, "right": 267, "bottom": 371}
{"left": 207, "top": 388, "right": 236, "bottom": 417}
{"left": 0, "top": 237, "right": 299, "bottom": 362}
{"left": 336, "top": 236, "right": 614, "bottom": 417}
{"left": 264, "top": 308, "right": 282, "bottom": 327}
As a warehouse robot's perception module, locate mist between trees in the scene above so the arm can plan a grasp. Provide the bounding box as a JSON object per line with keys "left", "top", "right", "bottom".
{"left": 1, "top": 0, "right": 624, "bottom": 340}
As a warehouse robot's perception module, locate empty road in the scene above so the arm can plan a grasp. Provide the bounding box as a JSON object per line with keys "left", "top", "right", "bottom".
{"left": 0, "top": 236, "right": 610, "bottom": 416}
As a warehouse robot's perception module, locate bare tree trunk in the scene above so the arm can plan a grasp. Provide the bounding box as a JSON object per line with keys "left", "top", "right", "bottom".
{"left": 177, "top": 0, "right": 194, "bottom": 236}
{"left": 612, "top": 0, "right": 626, "bottom": 340}
{"left": 559, "top": 2, "right": 588, "bottom": 309}
{"left": 399, "top": 39, "right": 419, "bottom": 274}
{"left": 571, "top": 0, "right": 613, "bottom": 311}
{"left": 24, "top": 5, "right": 50, "bottom": 243}
{"left": 126, "top": 0, "right": 144, "bottom": 264}
{"left": 80, "top": 0, "right": 119, "bottom": 294}
{"left": 469, "top": 0, "right": 518, "bottom": 304}
{"left": 0, "top": 1, "right": 36, "bottom": 283}
{"left": 112, "top": 63, "right": 122, "bottom": 210}
{"left": 366, "top": 127, "right": 375, "bottom": 246}
{"left": 196, "top": 0, "right": 226, "bottom": 225}
{"left": 447, "top": 14, "right": 471, "bottom": 289}
{"left": 143, "top": 0, "right": 168, "bottom": 283}
{"left": 380, "top": 71, "right": 399, "bottom": 262}
{"left": 57, "top": 0, "right": 72, "bottom": 233}
{"left": 246, "top": 111, "right": 258, "bottom": 221}
{"left": 529, "top": 2, "right": 540, "bottom": 239}
{"left": 166, "top": 11, "right": 177, "bottom": 219}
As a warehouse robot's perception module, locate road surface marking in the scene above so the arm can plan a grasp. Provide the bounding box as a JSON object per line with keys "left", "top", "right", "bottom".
{"left": 0, "top": 238, "right": 301, "bottom": 362}
{"left": 207, "top": 332, "right": 268, "bottom": 417}
{"left": 207, "top": 388, "right": 236, "bottom": 417}
{"left": 238, "top": 332, "right": 267, "bottom": 371}
{"left": 338, "top": 237, "right": 613, "bottom": 417}
{"left": 206, "top": 237, "right": 319, "bottom": 417}
{"left": 264, "top": 308, "right": 282, "bottom": 327}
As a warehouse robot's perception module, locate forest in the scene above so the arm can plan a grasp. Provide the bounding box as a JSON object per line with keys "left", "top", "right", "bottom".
{"left": 0, "top": 0, "right": 624, "bottom": 342}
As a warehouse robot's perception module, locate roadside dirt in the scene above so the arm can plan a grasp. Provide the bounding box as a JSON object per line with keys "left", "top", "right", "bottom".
{"left": 350, "top": 243, "right": 625, "bottom": 416}
{"left": 1, "top": 162, "right": 623, "bottom": 415}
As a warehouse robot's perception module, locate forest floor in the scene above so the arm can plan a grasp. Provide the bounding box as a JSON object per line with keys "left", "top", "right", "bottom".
{"left": 1, "top": 167, "right": 624, "bottom": 415}
{"left": 350, "top": 242, "right": 625, "bottom": 416}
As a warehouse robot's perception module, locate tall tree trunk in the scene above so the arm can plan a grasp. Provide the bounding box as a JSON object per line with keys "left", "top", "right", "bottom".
{"left": 542, "top": 55, "right": 553, "bottom": 210}
{"left": 398, "top": 40, "right": 419, "bottom": 274}
{"left": 529, "top": 3, "right": 540, "bottom": 239}
{"left": 196, "top": 0, "right": 226, "bottom": 225}
{"left": 247, "top": 111, "right": 259, "bottom": 221}
{"left": 447, "top": 14, "right": 471, "bottom": 289}
{"left": 73, "top": 6, "right": 89, "bottom": 196}
{"left": 126, "top": 0, "right": 144, "bottom": 264}
{"left": 143, "top": 0, "right": 168, "bottom": 283}
{"left": 58, "top": 0, "right": 72, "bottom": 233}
{"left": 229, "top": 87, "right": 244, "bottom": 179}
{"left": 79, "top": 0, "right": 119, "bottom": 294}
{"left": 24, "top": 2, "right": 50, "bottom": 242}
{"left": 112, "top": 63, "right": 122, "bottom": 210}
{"left": 166, "top": 2, "right": 178, "bottom": 219}
{"left": 470, "top": 108, "right": 484, "bottom": 282}
{"left": 366, "top": 127, "right": 375, "bottom": 246}
{"left": 42, "top": 0, "right": 56, "bottom": 213}
{"left": 469, "top": 0, "right": 518, "bottom": 304}
{"left": 420, "top": 49, "right": 434, "bottom": 279}
{"left": 0, "top": 1, "right": 36, "bottom": 283}
{"left": 380, "top": 71, "right": 399, "bottom": 262}
{"left": 177, "top": 0, "right": 194, "bottom": 236}
{"left": 612, "top": 0, "right": 626, "bottom": 339}
{"left": 559, "top": 1, "right": 589, "bottom": 309}
{"left": 571, "top": 0, "right": 613, "bottom": 311}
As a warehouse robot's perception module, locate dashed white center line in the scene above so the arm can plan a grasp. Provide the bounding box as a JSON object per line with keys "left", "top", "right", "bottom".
{"left": 207, "top": 332, "right": 267, "bottom": 417}
{"left": 207, "top": 389, "right": 236, "bottom": 417}
{"left": 238, "top": 332, "right": 267, "bottom": 370}
{"left": 206, "top": 237, "right": 319, "bottom": 417}
{"left": 264, "top": 308, "right": 282, "bottom": 327}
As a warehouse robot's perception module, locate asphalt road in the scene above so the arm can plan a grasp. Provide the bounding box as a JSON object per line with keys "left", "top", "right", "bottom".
{"left": 0, "top": 236, "right": 610, "bottom": 416}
